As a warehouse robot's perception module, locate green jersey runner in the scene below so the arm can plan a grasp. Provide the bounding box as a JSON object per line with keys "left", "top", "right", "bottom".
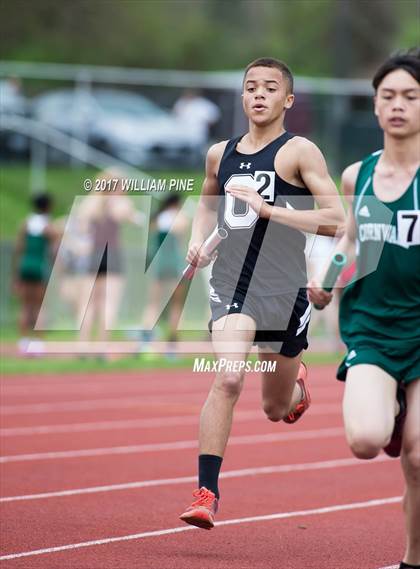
{"left": 18, "top": 214, "right": 51, "bottom": 282}
{"left": 338, "top": 150, "right": 420, "bottom": 384}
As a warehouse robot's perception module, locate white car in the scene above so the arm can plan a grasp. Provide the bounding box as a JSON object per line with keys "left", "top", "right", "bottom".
{"left": 32, "top": 88, "right": 203, "bottom": 167}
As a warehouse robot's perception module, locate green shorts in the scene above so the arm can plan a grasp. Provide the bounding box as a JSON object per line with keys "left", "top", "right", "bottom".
{"left": 337, "top": 344, "right": 420, "bottom": 385}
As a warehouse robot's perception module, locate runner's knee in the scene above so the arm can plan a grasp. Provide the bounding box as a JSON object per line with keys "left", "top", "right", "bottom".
{"left": 214, "top": 371, "right": 244, "bottom": 398}
{"left": 216, "top": 371, "right": 244, "bottom": 397}
{"left": 402, "top": 441, "right": 420, "bottom": 484}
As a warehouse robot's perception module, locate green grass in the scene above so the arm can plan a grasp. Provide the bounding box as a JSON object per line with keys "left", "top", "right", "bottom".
{"left": 0, "top": 350, "right": 342, "bottom": 375}
{"left": 1, "top": 166, "right": 90, "bottom": 239}
{"left": 0, "top": 165, "right": 205, "bottom": 330}
{"left": 0, "top": 165, "right": 204, "bottom": 239}
{"left": 0, "top": 354, "right": 196, "bottom": 375}
{"left": 0, "top": 164, "right": 340, "bottom": 240}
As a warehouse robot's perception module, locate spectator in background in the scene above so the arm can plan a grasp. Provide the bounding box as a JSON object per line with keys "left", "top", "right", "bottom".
{"left": 140, "top": 194, "right": 189, "bottom": 355}
{"left": 13, "top": 193, "right": 58, "bottom": 354}
{"left": 0, "top": 76, "right": 25, "bottom": 115}
{"left": 54, "top": 202, "right": 93, "bottom": 321}
{"left": 173, "top": 89, "right": 221, "bottom": 148}
{"left": 0, "top": 77, "right": 28, "bottom": 157}
{"left": 78, "top": 169, "right": 144, "bottom": 357}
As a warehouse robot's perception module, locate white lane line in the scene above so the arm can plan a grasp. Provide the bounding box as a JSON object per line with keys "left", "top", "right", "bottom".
{"left": 0, "top": 380, "right": 206, "bottom": 397}
{"left": 1, "top": 380, "right": 334, "bottom": 399}
{"left": 0, "top": 404, "right": 341, "bottom": 437}
{"left": 0, "top": 384, "right": 203, "bottom": 398}
{"left": 377, "top": 566, "right": 399, "bottom": 569}
{"left": 0, "top": 496, "right": 402, "bottom": 561}
{"left": 0, "top": 413, "right": 214, "bottom": 437}
{"left": 0, "top": 394, "right": 203, "bottom": 415}
{"left": 0, "top": 387, "right": 337, "bottom": 416}
{"left": 1, "top": 455, "right": 391, "bottom": 503}
{"left": 0, "top": 427, "right": 344, "bottom": 464}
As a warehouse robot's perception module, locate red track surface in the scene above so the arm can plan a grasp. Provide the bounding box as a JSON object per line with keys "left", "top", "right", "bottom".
{"left": 0, "top": 367, "right": 404, "bottom": 569}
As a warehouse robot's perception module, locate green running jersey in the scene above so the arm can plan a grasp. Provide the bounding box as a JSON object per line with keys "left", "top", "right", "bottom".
{"left": 339, "top": 151, "right": 420, "bottom": 350}
{"left": 19, "top": 214, "right": 50, "bottom": 282}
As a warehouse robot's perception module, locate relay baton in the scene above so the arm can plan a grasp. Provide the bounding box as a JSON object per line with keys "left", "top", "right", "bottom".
{"left": 182, "top": 226, "right": 228, "bottom": 280}
{"left": 314, "top": 252, "right": 347, "bottom": 310}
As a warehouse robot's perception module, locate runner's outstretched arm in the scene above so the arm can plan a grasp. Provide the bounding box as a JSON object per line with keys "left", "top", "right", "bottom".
{"left": 186, "top": 142, "right": 226, "bottom": 269}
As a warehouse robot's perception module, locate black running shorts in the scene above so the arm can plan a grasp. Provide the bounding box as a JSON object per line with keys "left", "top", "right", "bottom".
{"left": 209, "top": 283, "right": 311, "bottom": 357}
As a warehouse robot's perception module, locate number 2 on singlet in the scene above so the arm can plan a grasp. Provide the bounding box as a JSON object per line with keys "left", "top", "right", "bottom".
{"left": 224, "top": 171, "right": 275, "bottom": 229}
{"left": 397, "top": 210, "right": 420, "bottom": 246}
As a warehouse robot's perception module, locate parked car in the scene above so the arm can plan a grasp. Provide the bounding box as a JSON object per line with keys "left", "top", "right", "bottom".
{"left": 31, "top": 88, "right": 203, "bottom": 168}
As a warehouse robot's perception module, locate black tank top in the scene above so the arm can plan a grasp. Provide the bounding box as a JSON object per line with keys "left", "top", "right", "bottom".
{"left": 211, "top": 131, "right": 314, "bottom": 295}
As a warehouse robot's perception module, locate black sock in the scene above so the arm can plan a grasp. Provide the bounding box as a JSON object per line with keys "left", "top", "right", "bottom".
{"left": 198, "top": 454, "right": 223, "bottom": 499}
{"left": 400, "top": 562, "right": 420, "bottom": 568}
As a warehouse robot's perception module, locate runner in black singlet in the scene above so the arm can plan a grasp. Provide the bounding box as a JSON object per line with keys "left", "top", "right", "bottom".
{"left": 179, "top": 58, "right": 345, "bottom": 530}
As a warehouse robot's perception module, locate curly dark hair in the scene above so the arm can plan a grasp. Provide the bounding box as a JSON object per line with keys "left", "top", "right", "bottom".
{"left": 244, "top": 57, "right": 294, "bottom": 94}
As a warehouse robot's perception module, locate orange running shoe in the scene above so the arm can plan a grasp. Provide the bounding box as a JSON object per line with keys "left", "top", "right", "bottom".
{"left": 283, "top": 362, "right": 311, "bottom": 424}
{"left": 179, "top": 487, "right": 218, "bottom": 530}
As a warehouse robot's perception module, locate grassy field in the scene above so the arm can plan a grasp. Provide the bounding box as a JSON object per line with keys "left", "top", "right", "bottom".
{"left": 0, "top": 351, "right": 342, "bottom": 375}
{"left": 0, "top": 165, "right": 204, "bottom": 239}
{"left": 0, "top": 164, "right": 204, "bottom": 332}
{"left": 0, "top": 165, "right": 342, "bottom": 239}
{"left": 0, "top": 353, "right": 196, "bottom": 375}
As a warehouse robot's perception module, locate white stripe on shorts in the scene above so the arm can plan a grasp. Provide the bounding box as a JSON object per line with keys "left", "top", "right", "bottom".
{"left": 296, "top": 303, "right": 311, "bottom": 336}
